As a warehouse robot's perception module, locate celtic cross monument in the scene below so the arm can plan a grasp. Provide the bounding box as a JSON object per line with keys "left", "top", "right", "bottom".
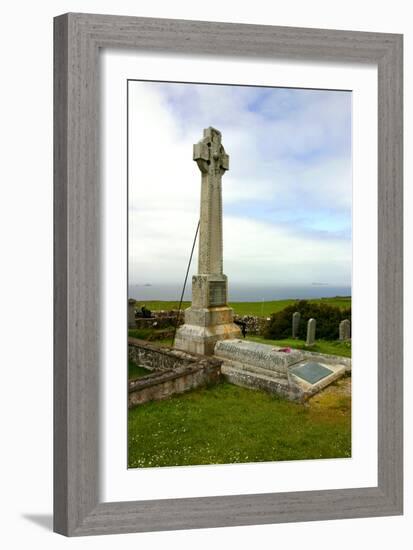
{"left": 174, "top": 127, "right": 241, "bottom": 355}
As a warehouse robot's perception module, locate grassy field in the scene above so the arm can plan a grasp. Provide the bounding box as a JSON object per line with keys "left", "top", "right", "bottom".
{"left": 128, "top": 360, "right": 152, "bottom": 379}
{"left": 135, "top": 296, "right": 351, "bottom": 317}
{"left": 128, "top": 297, "right": 351, "bottom": 467}
{"left": 128, "top": 378, "right": 351, "bottom": 468}
{"left": 128, "top": 328, "right": 155, "bottom": 340}
{"left": 128, "top": 327, "right": 176, "bottom": 347}
{"left": 246, "top": 335, "right": 351, "bottom": 358}
{"left": 127, "top": 330, "right": 351, "bottom": 358}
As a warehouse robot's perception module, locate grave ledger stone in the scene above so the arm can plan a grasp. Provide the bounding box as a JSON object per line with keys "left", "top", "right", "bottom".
{"left": 175, "top": 127, "right": 241, "bottom": 355}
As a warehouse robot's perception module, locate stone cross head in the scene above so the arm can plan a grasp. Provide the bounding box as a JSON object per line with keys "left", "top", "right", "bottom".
{"left": 193, "top": 127, "right": 229, "bottom": 175}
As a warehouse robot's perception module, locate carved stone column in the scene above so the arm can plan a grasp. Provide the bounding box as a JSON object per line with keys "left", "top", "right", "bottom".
{"left": 175, "top": 127, "right": 241, "bottom": 355}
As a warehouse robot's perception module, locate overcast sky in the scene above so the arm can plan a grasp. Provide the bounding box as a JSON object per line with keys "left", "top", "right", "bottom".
{"left": 128, "top": 80, "right": 352, "bottom": 291}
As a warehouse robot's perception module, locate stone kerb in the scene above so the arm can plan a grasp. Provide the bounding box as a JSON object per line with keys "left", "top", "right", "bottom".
{"left": 129, "top": 337, "right": 201, "bottom": 371}
{"left": 128, "top": 338, "right": 222, "bottom": 407}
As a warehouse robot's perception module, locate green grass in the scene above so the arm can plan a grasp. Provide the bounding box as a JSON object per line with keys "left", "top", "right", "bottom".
{"left": 127, "top": 328, "right": 351, "bottom": 358}
{"left": 135, "top": 296, "right": 351, "bottom": 318}
{"left": 128, "top": 380, "right": 351, "bottom": 468}
{"left": 128, "top": 360, "right": 152, "bottom": 379}
{"left": 128, "top": 328, "right": 154, "bottom": 340}
{"left": 128, "top": 327, "right": 175, "bottom": 346}
{"left": 246, "top": 335, "right": 351, "bottom": 358}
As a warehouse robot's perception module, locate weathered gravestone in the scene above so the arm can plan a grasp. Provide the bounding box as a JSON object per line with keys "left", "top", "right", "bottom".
{"left": 128, "top": 298, "right": 137, "bottom": 328}
{"left": 306, "top": 318, "right": 316, "bottom": 346}
{"left": 174, "top": 127, "right": 241, "bottom": 355}
{"left": 216, "top": 339, "right": 347, "bottom": 402}
{"left": 339, "top": 319, "right": 351, "bottom": 340}
{"left": 292, "top": 311, "right": 301, "bottom": 339}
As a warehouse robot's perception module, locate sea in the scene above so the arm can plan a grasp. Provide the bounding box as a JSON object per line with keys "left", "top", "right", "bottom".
{"left": 128, "top": 283, "right": 351, "bottom": 302}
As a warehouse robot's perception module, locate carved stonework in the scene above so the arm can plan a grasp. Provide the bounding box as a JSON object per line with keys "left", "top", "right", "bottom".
{"left": 174, "top": 127, "right": 241, "bottom": 355}
{"left": 193, "top": 127, "right": 229, "bottom": 277}
{"left": 193, "top": 127, "right": 229, "bottom": 175}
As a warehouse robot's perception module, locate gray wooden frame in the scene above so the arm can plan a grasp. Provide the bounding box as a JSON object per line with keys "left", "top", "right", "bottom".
{"left": 54, "top": 13, "right": 403, "bottom": 536}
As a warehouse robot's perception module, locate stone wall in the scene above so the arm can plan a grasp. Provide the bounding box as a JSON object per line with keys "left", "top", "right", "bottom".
{"left": 131, "top": 310, "right": 269, "bottom": 336}
{"left": 128, "top": 338, "right": 222, "bottom": 407}
{"left": 131, "top": 310, "right": 184, "bottom": 330}
{"left": 233, "top": 314, "right": 270, "bottom": 335}
{"left": 152, "top": 309, "right": 185, "bottom": 319}
{"left": 133, "top": 317, "right": 178, "bottom": 330}
{"left": 128, "top": 338, "right": 195, "bottom": 371}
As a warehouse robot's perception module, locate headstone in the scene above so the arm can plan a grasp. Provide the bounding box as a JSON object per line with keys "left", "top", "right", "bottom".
{"left": 292, "top": 311, "right": 301, "bottom": 339}
{"left": 128, "top": 298, "right": 137, "bottom": 328}
{"left": 174, "top": 127, "right": 241, "bottom": 355}
{"left": 339, "top": 319, "right": 351, "bottom": 340}
{"left": 306, "top": 318, "right": 316, "bottom": 346}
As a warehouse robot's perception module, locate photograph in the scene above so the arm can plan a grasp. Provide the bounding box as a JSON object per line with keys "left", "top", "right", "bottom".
{"left": 45, "top": 5, "right": 402, "bottom": 539}
{"left": 127, "top": 80, "right": 352, "bottom": 469}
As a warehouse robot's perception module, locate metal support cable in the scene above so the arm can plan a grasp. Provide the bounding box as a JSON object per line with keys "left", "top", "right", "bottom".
{"left": 171, "top": 220, "right": 200, "bottom": 346}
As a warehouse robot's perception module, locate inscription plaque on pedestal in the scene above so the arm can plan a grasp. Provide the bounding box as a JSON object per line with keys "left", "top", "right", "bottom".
{"left": 209, "top": 281, "right": 226, "bottom": 306}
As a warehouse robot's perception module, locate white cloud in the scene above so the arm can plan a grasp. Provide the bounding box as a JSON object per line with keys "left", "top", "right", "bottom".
{"left": 128, "top": 81, "right": 351, "bottom": 289}
{"left": 224, "top": 216, "right": 351, "bottom": 286}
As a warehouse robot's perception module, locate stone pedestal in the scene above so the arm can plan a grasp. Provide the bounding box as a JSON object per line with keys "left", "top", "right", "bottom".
{"left": 175, "top": 274, "right": 240, "bottom": 355}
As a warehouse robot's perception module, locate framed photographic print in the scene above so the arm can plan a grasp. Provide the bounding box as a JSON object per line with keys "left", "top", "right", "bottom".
{"left": 54, "top": 13, "right": 403, "bottom": 536}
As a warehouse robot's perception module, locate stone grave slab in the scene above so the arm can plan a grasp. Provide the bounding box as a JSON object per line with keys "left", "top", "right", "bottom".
{"left": 216, "top": 339, "right": 348, "bottom": 402}
{"left": 215, "top": 339, "right": 304, "bottom": 376}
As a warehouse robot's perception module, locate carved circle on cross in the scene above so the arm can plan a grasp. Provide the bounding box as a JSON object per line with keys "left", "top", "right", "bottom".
{"left": 193, "top": 127, "right": 229, "bottom": 176}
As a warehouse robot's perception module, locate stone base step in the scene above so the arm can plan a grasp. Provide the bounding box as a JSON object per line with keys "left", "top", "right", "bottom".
{"left": 220, "top": 358, "right": 289, "bottom": 380}
{"left": 221, "top": 365, "right": 301, "bottom": 402}
{"left": 215, "top": 339, "right": 304, "bottom": 376}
